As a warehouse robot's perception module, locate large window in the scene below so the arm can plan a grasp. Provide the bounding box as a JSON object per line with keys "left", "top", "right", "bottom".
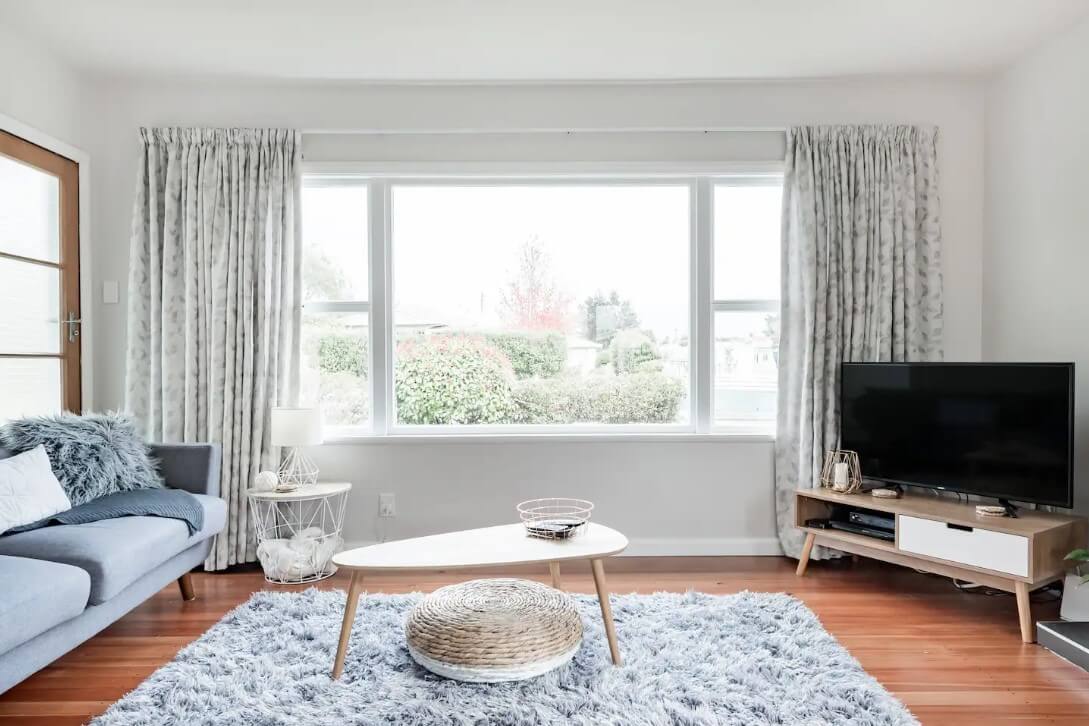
{"left": 299, "top": 172, "right": 782, "bottom": 436}
{"left": 392, "top": 185, "right": 690, "bottom": 428}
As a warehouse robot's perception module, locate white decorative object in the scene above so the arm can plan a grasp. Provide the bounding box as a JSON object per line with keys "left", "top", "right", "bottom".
{"left": 833, "top": 462, "right": 848, "bottom": 487}
{"left": 1061, "top": 573, "right": 1089, "bottom": 621}
{"left": 254, "top": 470, "right": 279, "bottom": 491}
{"left": 271, "top": 407, "right": 323, "bottom": 492}
{"left": 517, "top": 498, "right": 593, "bottom": 539}
{"left": 247, "top": 482, "right": 351, "bottom": 584}
{"left": 0, "top": 445, "right": 72, "bottom": 534}
{"left": 871, "top": 488, "right": 901, "bottom": 499}
{"left": 405, "top": 578, "right": 583, "bottom": 682}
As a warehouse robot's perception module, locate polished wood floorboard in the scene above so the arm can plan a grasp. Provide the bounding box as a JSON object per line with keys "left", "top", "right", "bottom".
{"left": 2, "top": 556, "right": 1088, "bottom": 725}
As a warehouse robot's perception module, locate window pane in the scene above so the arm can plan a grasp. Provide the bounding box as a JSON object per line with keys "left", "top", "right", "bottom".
{"left": 714, "top": 183, "right": 781, "bottom": 300}
{"left": 300, "top": 312, "right": 369, "bottom": 428}
{"left": 392, "top": 185, "right": 690, "bottom": 426}
{"left": 0, "top": 154, "right": 60, "bottom": 263}
{"left": 0, "top": 358, "right": 62, "bottom": 423}
{"left": 302, "top": 183, "right": 368, "bottom": 302}
{"left": 0, "top": 257, "right": 60, "bottom": 354}
{"left": 713, "top": 310, "right": 778, "bottom": 428}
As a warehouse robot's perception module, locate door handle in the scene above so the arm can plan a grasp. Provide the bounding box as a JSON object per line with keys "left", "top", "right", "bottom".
{"left": 63, "top": 311, "right": 82, "bottom": 344}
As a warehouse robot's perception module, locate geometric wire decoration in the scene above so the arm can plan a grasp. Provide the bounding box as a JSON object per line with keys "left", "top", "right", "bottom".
{"left": 249, "top": 484, "right": 350, "bottom": 584}
{"left": 276, "top": 446, "right": 319, "bottom": 492}
{"left": 819, "top": 449, "right": 863, "bottom": 494}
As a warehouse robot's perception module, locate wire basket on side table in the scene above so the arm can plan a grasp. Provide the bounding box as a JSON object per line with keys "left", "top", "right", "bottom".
{"left": 247, "top": 482, "right": 351, "bottom": 584}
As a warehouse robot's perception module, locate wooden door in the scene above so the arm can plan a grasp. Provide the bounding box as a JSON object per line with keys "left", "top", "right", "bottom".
{"left": 0, "top": 129, "right": 81, "bottom": 421}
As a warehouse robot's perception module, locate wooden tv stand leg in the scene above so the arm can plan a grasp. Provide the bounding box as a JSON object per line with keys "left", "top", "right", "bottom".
{"left": 1014, "top": 581, "right": 1035, "bottom": 643}
{"left": 796, "top": 532, "right": 816, "bottom": 576}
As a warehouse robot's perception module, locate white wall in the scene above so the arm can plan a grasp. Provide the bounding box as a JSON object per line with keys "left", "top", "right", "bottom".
{"left": 984, "top": 16, "right": 1089, "bottom": 515}
{"left": 0, "top": 22, "right": 85, "bottom": 146}
{"left": 75, "top": 77, "right": 985, "bottom": 552}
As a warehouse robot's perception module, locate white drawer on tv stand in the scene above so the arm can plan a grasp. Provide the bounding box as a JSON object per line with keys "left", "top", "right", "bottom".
{"left": 897, "top": 514, "right": 1029, "bottom": 577}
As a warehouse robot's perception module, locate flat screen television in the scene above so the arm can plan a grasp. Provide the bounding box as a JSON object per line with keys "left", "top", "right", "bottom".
{"left": 839, "top": 362, "right": 1074, "bottom": 508}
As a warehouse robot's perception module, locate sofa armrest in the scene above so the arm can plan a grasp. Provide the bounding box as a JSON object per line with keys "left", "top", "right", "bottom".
{"left": 149, "top": 443, "right": 222, "bottom": 498}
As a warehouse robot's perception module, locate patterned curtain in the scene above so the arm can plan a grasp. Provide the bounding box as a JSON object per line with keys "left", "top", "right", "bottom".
{"left": 775, "top": 125, "right": 943, "bottom": 559}
{"left": 125, "top": 128, "right": 301, "bottom": 570}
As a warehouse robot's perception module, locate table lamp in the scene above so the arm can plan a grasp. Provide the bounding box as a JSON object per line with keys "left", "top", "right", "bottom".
{"left": 271, "top": 407, "right": 323, "bottom": 491}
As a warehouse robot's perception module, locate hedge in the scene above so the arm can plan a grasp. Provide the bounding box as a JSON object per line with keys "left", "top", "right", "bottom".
{"left": 395, "top": 335, "right": 516, "bottom": 424}
{"left": 319, "top": 371, "right": 369, "bottom": 427}
{"left": 511, "top": 371, "right": 685, "bottom": 424}
{"left": 609, "top": 329, "right": 660, "bottom": 375}
{"left": 435, "top": 330, "right": 566, "bottom": 379}
{"left": 317, "top": 333, "right": 368, "bottom": 379}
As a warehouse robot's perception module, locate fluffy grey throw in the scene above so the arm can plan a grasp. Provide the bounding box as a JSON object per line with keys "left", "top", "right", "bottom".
{"left": 3, "top": 488, "right": 203, "bottom": 536}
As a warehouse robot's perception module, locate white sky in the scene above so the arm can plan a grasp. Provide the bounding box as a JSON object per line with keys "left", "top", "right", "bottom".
{"left": 301, "top": 182, "right": 781, "bottom": 341}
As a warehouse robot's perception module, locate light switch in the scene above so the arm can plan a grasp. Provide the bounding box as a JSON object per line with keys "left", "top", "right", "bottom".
{"left": 102, "top": 280, "right": 119, "bottom": 304}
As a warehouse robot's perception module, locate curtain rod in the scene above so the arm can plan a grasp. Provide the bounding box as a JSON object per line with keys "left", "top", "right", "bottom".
{"left": 301, "top": 126, "right": 789, "bottom": 136}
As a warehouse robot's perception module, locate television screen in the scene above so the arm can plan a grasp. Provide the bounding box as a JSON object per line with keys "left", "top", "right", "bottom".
{"left": 840, "top": 363, "right": 1074, "bottom": 508}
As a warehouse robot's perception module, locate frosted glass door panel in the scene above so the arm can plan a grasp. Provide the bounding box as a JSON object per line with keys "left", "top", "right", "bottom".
{"left": 0, "top": 358, "right": 62, "bottom": 423}
{"left": 0, "top": 154, "right": 60, "bottom": 263}
{"left": 0, "top": 257, "right": 61, "bottom": 353}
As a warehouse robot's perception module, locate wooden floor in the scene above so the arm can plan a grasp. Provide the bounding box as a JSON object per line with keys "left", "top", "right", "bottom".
{"left": 2, "top": 556, "right": 1088, "bottom": 725}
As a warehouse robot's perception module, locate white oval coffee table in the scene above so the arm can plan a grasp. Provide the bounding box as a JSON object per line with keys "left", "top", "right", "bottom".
{"left": 330, "top": 522, "right": 628, "bottom": 679}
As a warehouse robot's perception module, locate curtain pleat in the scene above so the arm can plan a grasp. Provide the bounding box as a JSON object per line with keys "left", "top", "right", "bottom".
{"left": 775, "top": 125, "right": 943, "bottom": 559}
{"left": 125, "top": 128, "right": 302, "bottom": 570}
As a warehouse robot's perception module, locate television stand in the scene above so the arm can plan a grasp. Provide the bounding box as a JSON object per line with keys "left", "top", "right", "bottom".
{"left": 794, "top": 488, "right": 1087, "bottom": 643}
{"left": 998, "top": 498, "right": 1020, "bottom": 519}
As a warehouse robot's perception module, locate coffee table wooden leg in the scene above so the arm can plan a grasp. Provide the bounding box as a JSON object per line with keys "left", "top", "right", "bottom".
{"left": 332, "top": 571, "right": 365, "bottom": 679}
{"left": 549, "top": 561, "right": 563, "bottom": 590}
{"left": 590, "top": 558, "right": 621, "bottom": 665}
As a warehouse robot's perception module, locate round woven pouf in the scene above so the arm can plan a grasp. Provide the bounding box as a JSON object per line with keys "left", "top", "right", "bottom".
{"left": 405, "top": 578, "right": 583, "bottom": 682}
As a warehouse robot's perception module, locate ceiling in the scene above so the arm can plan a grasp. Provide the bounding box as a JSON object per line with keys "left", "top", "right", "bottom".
{"left": 2, "top": 0, "right": 1087, "bottom": 82}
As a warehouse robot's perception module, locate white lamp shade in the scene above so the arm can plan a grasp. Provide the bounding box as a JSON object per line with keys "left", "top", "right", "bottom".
{"left": 271, "top": 407, "right": 324, "bottom": 447}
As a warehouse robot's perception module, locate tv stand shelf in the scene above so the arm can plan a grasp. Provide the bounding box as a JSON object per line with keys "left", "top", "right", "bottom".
{"left": 794, "top": 488, "right": 1087, "bottom": 643}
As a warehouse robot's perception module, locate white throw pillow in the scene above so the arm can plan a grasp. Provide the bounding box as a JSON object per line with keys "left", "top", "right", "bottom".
{"left": 0, "top": 445, "right": 72, "bottom": 534}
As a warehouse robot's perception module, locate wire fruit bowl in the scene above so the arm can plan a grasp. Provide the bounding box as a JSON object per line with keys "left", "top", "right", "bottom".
{"left": 517, "top": 498, "right": 594, "bottom": 540}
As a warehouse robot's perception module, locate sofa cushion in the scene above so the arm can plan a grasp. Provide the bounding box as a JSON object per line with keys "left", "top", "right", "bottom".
{"left": 0, "top": 494, "right": 226, "bottom": 605}
{"left": 0, "top": 445, "right": 72, "bottom": 534}
{"left": 0, "top": 555, "right": 90, "bottom": 653}
{"left": 0, "top": 412, "right": 163, "bottom": 507}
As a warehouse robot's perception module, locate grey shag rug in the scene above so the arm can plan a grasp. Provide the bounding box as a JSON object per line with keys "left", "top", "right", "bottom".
{"left": 92, "top": 589, "right": 916, "bottom": 726}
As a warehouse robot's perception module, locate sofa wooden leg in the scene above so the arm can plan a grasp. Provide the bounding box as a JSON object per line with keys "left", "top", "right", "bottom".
{"left": 177, "top": 572, "right": 196, "bottom": 601}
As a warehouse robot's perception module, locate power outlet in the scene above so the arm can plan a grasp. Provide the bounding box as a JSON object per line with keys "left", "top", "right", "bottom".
{"left": 379, "top": 493, "right": 396, "bottom": 518}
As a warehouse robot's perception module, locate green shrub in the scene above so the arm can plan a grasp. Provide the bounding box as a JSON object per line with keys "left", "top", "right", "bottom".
{"left": 319, "top": 371, "right": 369, "bottom": 427}
{"left": 396, "top": 335, "right": 516, "bottom": 424}
{"left": 609, "top": 330, "right": 660, "bottom": 375}
{"left": 512, "top": 371, "right": 685, "bottom": 424}
{"left": 318, "top": 334, "right": 368, "bottom": 379}
{"left": 437, "top": 330, "right": 566, "bottom": 379}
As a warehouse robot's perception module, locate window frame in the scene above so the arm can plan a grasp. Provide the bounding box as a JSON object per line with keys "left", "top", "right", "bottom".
{"left": 710, "top": 176, "right": 783, "bottom": 435}
{"left": 301, "top": 162, "right": 783, "bottom": 441}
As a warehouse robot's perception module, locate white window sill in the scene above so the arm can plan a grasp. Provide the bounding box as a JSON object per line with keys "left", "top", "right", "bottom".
{"left": 320, "top": 431, "right": 774, "bottom": 445}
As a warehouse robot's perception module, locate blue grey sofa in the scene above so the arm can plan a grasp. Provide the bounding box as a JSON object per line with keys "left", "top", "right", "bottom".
{"left": 0, "top": 443, "right": 226, "bottom": 694}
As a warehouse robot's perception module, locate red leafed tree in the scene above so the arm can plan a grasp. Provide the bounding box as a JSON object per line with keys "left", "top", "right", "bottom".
{"left": 498, "top": 239, "right": 572, "bottom": 332}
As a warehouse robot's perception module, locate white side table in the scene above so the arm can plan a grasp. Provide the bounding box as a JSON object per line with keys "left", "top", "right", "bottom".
{"left": 247, "top": 482, "right": 352, "bottom": 584}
